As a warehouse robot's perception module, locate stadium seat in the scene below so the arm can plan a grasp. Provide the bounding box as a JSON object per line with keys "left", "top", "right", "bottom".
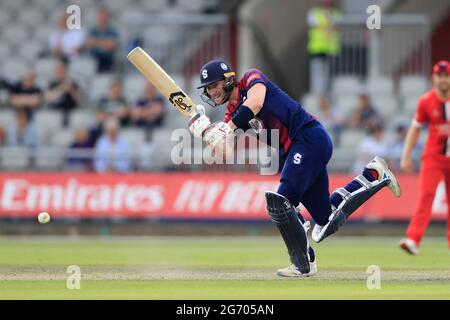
{"left": 35, "top": 58, "right": 58, "bottom": 81}
{"left": 175, "top": 0, "right": 205, "bottom": 12}
{"left": 370, "top": 94, "right": 399, "bottom": 119}
{"left": 69, "top": 56, "right": 97, "bottom": 84}
{"left": 19, "top": 42, "right": 44, "bottom": 63}
{"left": 335, "top": 95, "right": 359, "bottom": 117}
{"left": 301, "top": 94, "right": 320, "bottom": 115}
{"left": 339, "top": 129, "right": 366, "bottom": 149}
{"left": 33, "top": 147, "right": 64, "bottom": 171}
{"left": 34, "top": 110, "right": 64, "bottom": 144}
{"left": 1, "top": 59, "right": 29, "bottom": 83}
{"left": 386, "top": 113, "right": 412, "bottom": 130}
{"left": 69, "top": 110, "right": 97, "bottom": 129}
{"left": 0, "top": 146, "right": 31, "bottom": 171}
{"left": 33, "top": 25, "right": 54, "bottom": 44}
{"left": 365, "top": 77, "right": 394, "bottom": 95}
{"left": 51, "top": 128, "right": 75, "bottom": 148}
{"left": 17, "top": 7, "right": 45, "bottom": 27}
{"left": 2, "top": 0, "right": 27, "bottom": 11}
{"left": 123, "top": 75, "right": 147, "bottom": 104}
{"left": 121, "top": 128, "right": 147, "bottom": 150}
{"left": 0, "top": 46, "right": 11, "bottom": 65}
{"left": 331, "top": 76, "right": 362, "bottom": 96}
{"left": 0, "top": 10, "right": 11, "bottom": 28}
{"left": 402, "top": 95, "right": 422, "bottom": 115}
{"left": 119, "top": 10, "right": 146, "bottom": 25}
{"left": 2, "top": 25, "right": 29, "bottom": 46}
{"left": 140, "top": 0, "right": 169, "bottom": 12}
{"left": 136, "top": 142, "right": 156, "bottom": 171}
{"left": 103, "top": 0, "right": 127, "bottom": 14}
{"left": 399, "top": 76, "right": 429, "bottom": 97}
{"left": 89, "top": 74, "right": 114, "bottom": 101}
{"left": 34, "top": 0, "right": 62, "bottom": 11}
{"left": 0, "top": 110, "right": 15, "bottom": 129}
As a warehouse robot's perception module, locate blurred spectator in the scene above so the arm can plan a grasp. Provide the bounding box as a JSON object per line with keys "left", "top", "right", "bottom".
{"left": 45, "top": 61, "right": 82, "bottom": 126}
{"left": 49, "top": 13, "right": 86, "bottom": 61}
{"left": 9, "top": 71, "right": 43, "bottom": 117}
{"left": 0, "top": 77, "right": 11, "bottom": 106}
{"left": 65, "top": 127, "right": 94, "bottom": 171}
{"left": 0, "top": 77, "right": 11, "bottom": 90}
{"left": 315, "top": 95, "right": 343, "bottom": 144}
{"left": 86, "top": 8, "right": 119, "bottom": 72}
{"left": 388, "top": 124, "right": 407, "bottom": 170}
{"left": 352, "top": 123, "right": 388, "bottom": 174}
{"left": 97, "top": 80, "right": 130, "bottom": 126}
{"left": 131, "top": 83, "right": 166, "bottom": 129}
{"left": 307, "top": 0, "right": 340, "bottom": 94}
{"left": 6, "top": 110, "right": 38, "bottom": 149}
{"left": 346, "top": 93, "right": 380, "bottom": 131}
{"left": 388, "top": 124, "right": 422, "bottom": 172}
{"left": 94, "top": 117, "right": 130, "bottom": 173}
{"left": 0, "top": 126, "right": 5, "bottom": 146}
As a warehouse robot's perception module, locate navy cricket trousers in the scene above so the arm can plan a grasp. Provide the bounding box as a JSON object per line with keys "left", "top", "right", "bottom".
{"left": 277, "top": 121, "right": 334, "bottom": 226}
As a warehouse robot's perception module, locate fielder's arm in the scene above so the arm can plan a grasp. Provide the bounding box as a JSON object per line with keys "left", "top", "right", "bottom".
{"left": 400, "top": 122, "right": 421, "bottom": 173}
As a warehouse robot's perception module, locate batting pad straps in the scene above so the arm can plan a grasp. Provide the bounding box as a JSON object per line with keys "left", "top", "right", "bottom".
{"left": 231, "top": 105, "right": 254, "bottom": 129}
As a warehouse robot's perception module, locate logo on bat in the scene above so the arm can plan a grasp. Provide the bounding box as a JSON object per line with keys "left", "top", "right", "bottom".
{"left": 169, "top": 91, "right": 192, "bottom": 113}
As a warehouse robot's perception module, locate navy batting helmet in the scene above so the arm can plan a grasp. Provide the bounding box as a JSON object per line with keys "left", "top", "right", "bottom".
{"left": 197, "top": 59, "right": 236, "bottom": 107}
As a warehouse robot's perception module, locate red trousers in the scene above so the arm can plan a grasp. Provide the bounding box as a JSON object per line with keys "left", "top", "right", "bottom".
{"left": 406, "top": 159, "right": 450, "bottom": 247}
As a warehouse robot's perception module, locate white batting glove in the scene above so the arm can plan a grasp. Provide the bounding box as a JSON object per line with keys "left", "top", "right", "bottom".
{"left": 203, "top": 121, "right": 234, "bottom": 157}
{"left": 188, "top": 105, "right": 211, "bottom": 139}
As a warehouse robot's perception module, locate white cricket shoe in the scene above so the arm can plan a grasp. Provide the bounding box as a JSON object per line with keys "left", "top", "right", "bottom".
{"left": 312, "top": 224, "right": 325, "bottom": 243}
{"left": 311, "top": 208, "right": 346, "bottom": 243}
{"left": 367, "top": 156, "right": 401, "bottom": 197}
{"left": 276, "top": 261, "right": 317, "bottom": 277}
{"left": 399, "top": 238, "right": 419, "bottom": 255}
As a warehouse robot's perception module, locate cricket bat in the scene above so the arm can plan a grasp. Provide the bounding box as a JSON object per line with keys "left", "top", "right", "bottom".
{"left": 127, "top": 47, "right": 197, "bottom": 117}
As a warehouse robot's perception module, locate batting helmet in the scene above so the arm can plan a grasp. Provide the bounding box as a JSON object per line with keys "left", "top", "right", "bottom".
{"left": 197, "top": 59, "right": 236, "bottom": 107}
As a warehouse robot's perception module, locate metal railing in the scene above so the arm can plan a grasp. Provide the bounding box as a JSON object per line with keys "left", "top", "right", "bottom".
{"left": 330, "top": 14, "right": 431, "bottom": 79}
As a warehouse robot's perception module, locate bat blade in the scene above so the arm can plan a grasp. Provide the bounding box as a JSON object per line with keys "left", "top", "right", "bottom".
{"left": 127, "top": 47, "right": 196, "bottom": 117}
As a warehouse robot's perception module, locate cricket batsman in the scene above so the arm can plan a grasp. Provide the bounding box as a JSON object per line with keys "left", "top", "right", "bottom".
{"left": 188, "top": 60, "right": 401, "bottom": 277}
{"left": 400, "top": 60, "right": 450, "bottom": 255}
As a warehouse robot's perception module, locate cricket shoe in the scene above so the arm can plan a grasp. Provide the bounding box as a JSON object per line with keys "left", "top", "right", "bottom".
{"left": 399, "top": 238, "right": 419, "bottom": 255}
{"left": 311, "top": 205, "right": 346, "bottom": 243}
{"left": 277, "top": 247, "right": 317, "bottom": 277}
{"left": 367, "top": 156, "right": 401, "bottom": 197}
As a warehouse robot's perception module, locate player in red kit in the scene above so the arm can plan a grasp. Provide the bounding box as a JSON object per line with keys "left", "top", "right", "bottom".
{"left": 400, "top": 60, "right": 450, "bottom": 255}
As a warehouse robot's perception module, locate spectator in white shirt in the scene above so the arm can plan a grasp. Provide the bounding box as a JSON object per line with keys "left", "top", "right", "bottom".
{"left": 49, "top": 14, "right": 86, "bottom": 60}
{"left": 94, "top": 117, "right": 130, "bottom": 173}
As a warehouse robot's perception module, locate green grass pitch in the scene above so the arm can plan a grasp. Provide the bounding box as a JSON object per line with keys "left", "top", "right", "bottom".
{"left": 1, "top": 236, "right": 449, "bottom": 299}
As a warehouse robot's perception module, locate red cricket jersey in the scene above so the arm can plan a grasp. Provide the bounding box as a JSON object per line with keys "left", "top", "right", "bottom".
{"left": 413, "top": 89, "right": 450, "bottom": 161}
